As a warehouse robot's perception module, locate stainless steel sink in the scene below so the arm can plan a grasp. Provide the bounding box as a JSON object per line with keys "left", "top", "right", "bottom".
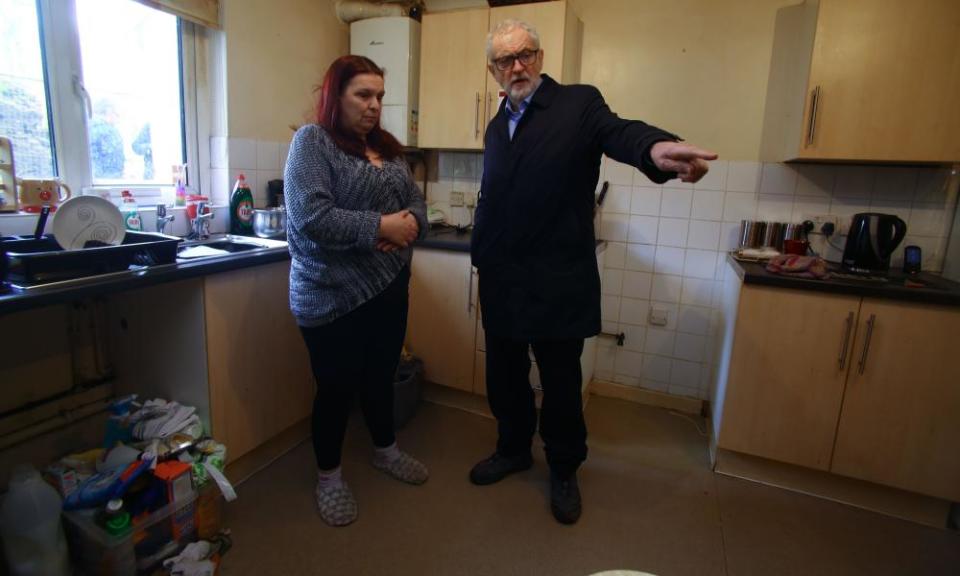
{"left": 175, "top": 235, "right": 287, "bottom": 261}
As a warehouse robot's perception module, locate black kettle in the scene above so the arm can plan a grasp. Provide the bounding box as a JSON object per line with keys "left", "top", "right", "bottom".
{"left": 841, "top": 213, "right": 907, "bottom": 274}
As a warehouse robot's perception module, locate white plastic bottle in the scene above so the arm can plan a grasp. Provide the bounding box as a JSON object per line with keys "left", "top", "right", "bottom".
{"left": 0, "top": 464, "right": 71, "bottom": 576}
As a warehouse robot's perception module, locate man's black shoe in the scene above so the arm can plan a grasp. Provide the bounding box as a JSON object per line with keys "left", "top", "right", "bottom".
{"left": 550, "top": 472, "right": 582, "bottom": 524}
{"left": 469, "top": 452, "right": 533, "bottom": 485}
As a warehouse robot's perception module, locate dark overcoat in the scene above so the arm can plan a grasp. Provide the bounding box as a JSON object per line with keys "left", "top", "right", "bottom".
{"left": 471, "top": 74, "right": 678, "bottom": 340}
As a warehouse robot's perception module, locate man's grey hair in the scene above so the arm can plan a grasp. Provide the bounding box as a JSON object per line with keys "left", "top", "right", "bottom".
{"left": 486, "top": 19, "right": 541, "bottom": 61}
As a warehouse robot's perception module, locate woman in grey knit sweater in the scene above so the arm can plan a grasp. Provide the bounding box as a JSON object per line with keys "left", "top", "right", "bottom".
{"left": 284, "top": 55, "right": 429, "bottom": 527}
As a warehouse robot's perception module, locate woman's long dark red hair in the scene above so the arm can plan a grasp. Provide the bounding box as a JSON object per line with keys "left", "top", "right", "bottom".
{"left": 316, "top": 55, "right": 402, "bottom": 161}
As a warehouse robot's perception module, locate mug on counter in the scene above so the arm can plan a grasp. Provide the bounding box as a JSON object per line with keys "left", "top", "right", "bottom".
{"left": 18, "top": 178, "right": 72, "bottom": 213}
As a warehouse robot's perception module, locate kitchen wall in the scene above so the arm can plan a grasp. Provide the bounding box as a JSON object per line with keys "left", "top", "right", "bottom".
{"left": 422, "top": 0, "right": 960, "bottom": 400}
{"left": 209, "top": 0, "right": 348, "bottom": 205}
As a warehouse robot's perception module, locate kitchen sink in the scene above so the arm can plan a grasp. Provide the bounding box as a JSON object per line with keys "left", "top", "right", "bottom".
{"left": 175, "top": 235, "right": 287, "bottom": 260}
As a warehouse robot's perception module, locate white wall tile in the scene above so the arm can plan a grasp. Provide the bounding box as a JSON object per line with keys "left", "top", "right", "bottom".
{"left": 614, "top": 374, "right": 641, "bottom": 387}
{"left": 674, "top": 333, "right": 706, "bottom": 362}
{"left": 791, "top": 197, "right": 831, "bottom": 223}
{"left": 210, "top": 136, "right": 227, "bottom": 169}
{"left": 830, "top": 197, "right": 871, "bottom": 233}
{"left": 670, "top": 359, "right": 701, "bottom": 388}
{"left": 596, "top": 342, "right": 616, "bottom": 373}
{"left": 256, "top": 140, "right": 280, "bottom": 170}
{"left": 642, "top": 379, "right": 670, "bottom": 393}
{"left": 631, "top": 187, "right": 661, "bottom": 216}
{"left": 726, "top": 161, "right": 761, "bottom": 193}
{"left": 622, "top": 271, "right": 652, "bottom": 299}
{"left": 908, "top": 203, "right": 949, "bottom": 237}
{"left": 914, "top": 168, "right": 952, "bottom": 203}
{"left": 678, "top": 305, "right": 711, "bottom": 335}
{"left": 619, "top": 297, "right": 649, "bottom": 325}
{"left": 628, "top": 215, "right": 659, "bottom": 244}
{"left": 209, "top": 168, "right": 229, "bottom": 205}
{"left": 644, "top": 328, "right": 676, "bottom": 356}
{"left": 723, "top": 192, "right": 757, "bottom": 222}
{"left": 694, "top": 160, "right": 727, "bottom": 191}
{"left": 279, "top": 141, "right": 290, "bottom": 171}
{"left": 228, "top": 138, "right": 257, "bottom": 171}
{"left": 760, "top": 163, "right": 798, "bottom": 196}
{"left": 795, "top": 164, "right": 835, "bottom": 198}
{"left": 625, "top": 243, "right": 656, "bottom": 271}
{"left": 834, "top": 166, "right": 874, "bottom": 198}
{"left": 601, "top": 295, "right": 621, "bottom": 324}
{"left": 720, "top": 221, "right": 741, "bottom": 251}
{"left": 661, "top": 188, "right": 693, "bottom": 218}
{"left": 602, "top": 268, "right": 623, "bottom": 296}
{"left": 691, "top": 189, "right": 725, "bottom": 221}
{"left": 668, "top": 384, "right": 700, "bottom": 399}
{"left": 683, "top": 249, "right": 717, "bottom": 279}
{"left": 757, "top": 194, "right": 795, "bottom": 222}
{"left": 605, "top": 158, "right": 635, "bottom": 186}
{"left": 874, "top": 166, "right": 917, "bottom": 201}
{"left": 654, "top": 246, "right": 685, "bottom": 275}
{"left": 681, "top": 277, "right": 714, "bottom": 306}
{"left": 601, "top": 213, "right": 630, "bottom": 242}
{"left": 657, "top": 218, "right": 689, "bottom": 247}
{"left": 687, "top": 220, "right": 721, "bottom": 250}
{"left": 602, "top": 319, "right": 619, "bottom": 334}
{"left": 642, "top": 353, "right": 672, "bottom": 382}
{"left": 869, "top": 199, "right": 911, "bottom": 223}
{"left": 651, "top": 274, "right": 682, "bottom": 303}
{"left": 614, "top": 349, "right": 644, "bottom": 378}
{"left": 605, "top": 184, "right": 632, "bottom": 214}
{"left": 621, "top": 324, "right": 646, "bottom": 352}
{"left": 648, "top": 302, "right": 680, "bottom": 330}
{"left": 604, "top": 242, "right": 626, "bottom": 269}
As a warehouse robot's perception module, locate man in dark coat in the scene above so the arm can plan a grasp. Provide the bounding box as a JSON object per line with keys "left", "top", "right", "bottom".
{"left": 469, "top": 19, "right": 717, "bottom": 525}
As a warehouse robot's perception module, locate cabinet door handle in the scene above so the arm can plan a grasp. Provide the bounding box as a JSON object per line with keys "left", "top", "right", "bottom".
{"left": 838, "top": 311, "right": 854, "bottom": 370}
{"left": 806, "top": 85, "right": 821, "bottom": 146}
{"left": 487, "top": 92, "right": 493, "bottom": 122}
{"left": 467, "top": 267, "right": 476, "bottom": 315}
{"left": 474, "top": 92, "right": 481, "bottom": 139}
{"left": 856, "top": 313, "right": 876, "bottom": 375}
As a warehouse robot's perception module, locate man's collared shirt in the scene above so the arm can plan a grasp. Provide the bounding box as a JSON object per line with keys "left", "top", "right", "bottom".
{"left": 504, "top": 82, "right": 541, "bottom": 140}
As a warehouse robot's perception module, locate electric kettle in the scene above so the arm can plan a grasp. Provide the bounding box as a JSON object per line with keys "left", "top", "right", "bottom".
{"left": 841, "top": 213, "right": 907, "bottom": 274}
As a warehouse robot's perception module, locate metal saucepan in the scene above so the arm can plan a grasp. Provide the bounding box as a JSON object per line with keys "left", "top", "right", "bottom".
{"left": 252, "top": 208, "right": 286, "bottom": 239}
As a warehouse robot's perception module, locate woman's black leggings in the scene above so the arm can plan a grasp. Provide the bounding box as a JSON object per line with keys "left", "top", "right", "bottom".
{"left": 299, "top": 267, "right": 410, "bottom": 470}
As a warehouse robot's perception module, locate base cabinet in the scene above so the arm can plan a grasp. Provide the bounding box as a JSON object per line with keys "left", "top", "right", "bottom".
{"left": 204, "top": 261, "right": 314, "bottom": 461}
{"left": 718, "top": 283, "right": 960, "bottom": 501}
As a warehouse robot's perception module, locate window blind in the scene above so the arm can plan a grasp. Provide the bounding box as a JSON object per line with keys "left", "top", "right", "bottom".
{"left": 134, "top": 0, "right": 220, "bottom": 29}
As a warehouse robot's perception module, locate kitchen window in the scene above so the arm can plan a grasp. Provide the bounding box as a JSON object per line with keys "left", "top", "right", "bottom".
{"left": 0, "top": 0, "right": 202, "bottom": 195}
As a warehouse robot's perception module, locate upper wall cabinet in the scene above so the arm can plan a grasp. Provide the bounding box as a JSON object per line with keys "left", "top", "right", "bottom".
{"left": 418, "top": 0, "right": 582, "bottom": 150}
{"left": 760, "top": 0, "right": 960, "bottom": 164}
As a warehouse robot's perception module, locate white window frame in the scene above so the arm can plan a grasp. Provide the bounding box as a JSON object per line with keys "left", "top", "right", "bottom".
{"left": 29, "top": 0, "right": 205, "bottom": 199}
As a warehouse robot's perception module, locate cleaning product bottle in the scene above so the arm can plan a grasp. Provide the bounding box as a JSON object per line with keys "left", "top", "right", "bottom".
{"left": 229, "top": 173, "right": 254, "bottom": 235}
{"left": 120, "top": 190, "right": 142, "bottom": 231}
{"left": 174, "top": 177, "right": 187, "bottom": 207}
{"left": 0, "top": 464, "right": 71, "bottom": 575}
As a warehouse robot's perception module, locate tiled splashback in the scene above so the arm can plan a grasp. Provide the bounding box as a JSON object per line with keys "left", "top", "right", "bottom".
{"left": 211, "top": 137, "right": 291, "bottom": 207}
{"left": 429, "top": 151, "right": 959, "bottom": 401}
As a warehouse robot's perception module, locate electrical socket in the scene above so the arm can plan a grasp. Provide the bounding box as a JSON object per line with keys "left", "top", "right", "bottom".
{"left": 449, "top": 190, "right": 465, "bottom": 207}
{"left": 804, "top": 214, "right": 839, "bottom": 236}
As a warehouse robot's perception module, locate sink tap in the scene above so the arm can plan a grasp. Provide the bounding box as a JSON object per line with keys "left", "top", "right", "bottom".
{"left": 156, "top": 204, "right": 175, "bottom": 235}
{"left": 187, "top": 201, "right": 213, "bottom": 240}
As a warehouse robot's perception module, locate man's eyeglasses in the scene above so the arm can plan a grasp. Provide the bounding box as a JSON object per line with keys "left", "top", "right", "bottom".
{"left": 491, "top": 49, "right": 539, "bottom": 72}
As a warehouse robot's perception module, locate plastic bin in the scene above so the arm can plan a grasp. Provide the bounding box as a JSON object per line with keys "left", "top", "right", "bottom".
{"left": 394, "top": 357, "right": 424, "bottom": 429}
{"left": 63, "top": 490, "right": 197, "bottom": 576}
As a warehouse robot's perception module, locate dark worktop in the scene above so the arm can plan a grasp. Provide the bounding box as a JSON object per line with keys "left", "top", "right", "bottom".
{"left": 0, "top": 243, "right": 291, "bottom": 315}
{"left": 727, "top": 253, "right": 960, "bottom": 307}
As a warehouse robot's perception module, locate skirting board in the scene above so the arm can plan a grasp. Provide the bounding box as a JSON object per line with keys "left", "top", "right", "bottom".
{"left": 590, "top": 380, "right": 703, "bottom": 415}
{"left": 226, "top": 418, "right": 311, "bottom": 487}
{"left": 714, "top": 448, "right": 952, "bottom": 529}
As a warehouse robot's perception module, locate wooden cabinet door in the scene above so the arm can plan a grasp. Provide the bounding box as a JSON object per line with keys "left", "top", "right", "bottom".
{"left": 800, "top": 0, "right": 960, "bottom": 162}
{"left": 418, "top": 8, "right": 490, "bottom": 149}
{"left": 406, "top": 248, "right": 477, "bottom": 391}
{"left": 204, "top": 261, "right": 314, "bottom": 461}
{"left": 832, "top": 299, "right": 960, "bottom": 501}
{"left": 718, "top": 285, "right": 861, "bottom": 470}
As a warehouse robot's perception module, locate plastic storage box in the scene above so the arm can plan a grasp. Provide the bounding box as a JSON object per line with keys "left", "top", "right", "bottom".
{"left": 63, "top": 490, "right": 197, "bottom": 576}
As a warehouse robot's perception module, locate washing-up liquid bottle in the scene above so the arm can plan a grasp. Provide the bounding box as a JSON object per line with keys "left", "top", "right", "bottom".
{"left": 0, "top": 464, "right": 71, "bottom": 576}
{"left": 174, "top": 177, "right": 187, "bottom": 207}
{"left": 229, "top": 173, "right": 254, "bottom": 235}
{"left": 120, "top": 190, "right": 142, "bottom": 231}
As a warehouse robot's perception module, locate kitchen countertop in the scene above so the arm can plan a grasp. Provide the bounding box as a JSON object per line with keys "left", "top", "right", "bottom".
{"left": 727, "top": 253, "right": 960, "bottom": 306}
{"left": 417, "top": 226, "right": 608, "bottom": 254}
{"left": 0, "top": 239, "right": 290, "bottom": 315}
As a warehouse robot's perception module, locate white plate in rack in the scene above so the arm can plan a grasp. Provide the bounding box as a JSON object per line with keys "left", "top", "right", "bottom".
{"left": 52, "top": 195, "right": 125, "bottom": 250}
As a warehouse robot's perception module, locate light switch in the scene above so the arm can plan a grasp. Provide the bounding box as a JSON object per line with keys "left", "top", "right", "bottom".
{"left": 649, "top": 306, "right": 669, "bottom": 326}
